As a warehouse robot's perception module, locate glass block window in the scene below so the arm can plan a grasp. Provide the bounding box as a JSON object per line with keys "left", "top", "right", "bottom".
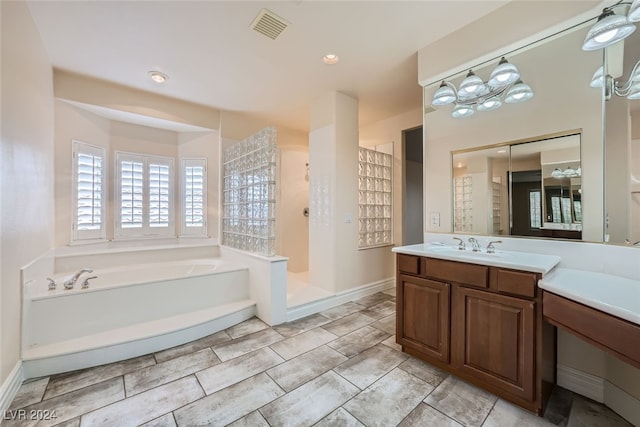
{"left": 222, "top": 127, "right": 277, "bottom": 256}
{"left": 358, "top": 147, "right": 392, "bottom": 249}
{"left": 454, "top": 175, "right": 473, "bottom": 232}
{"left": 181, "top": 158, "right": 207, "bottom": 236}
{"left": 72, "top": 140, "right": 106, "bottom": 241}
{"left": 529, "top": 190, "right": 542, "bottom": 229}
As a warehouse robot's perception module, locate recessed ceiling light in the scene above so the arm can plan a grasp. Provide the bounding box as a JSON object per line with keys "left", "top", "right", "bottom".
{"left": 322, "top": 54, "right": 339, "bottom": 65}
{"left": 148, "top": 71, "right": 168, "bottom": 84}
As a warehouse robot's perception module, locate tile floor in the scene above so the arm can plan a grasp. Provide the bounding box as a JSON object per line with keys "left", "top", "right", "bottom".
{"left": 5, "top": 290, "right": 633, "bottom": 427}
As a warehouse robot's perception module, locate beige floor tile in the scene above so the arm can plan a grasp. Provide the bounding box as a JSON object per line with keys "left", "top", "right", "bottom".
{"left": 9, "top": 377, "right": 49, "bottom": 409}
{"left": 321, "top": 312, "right": 376, "bottom": 336}
{"left": 226, "top": 410, "right": 270, "bottom": 427}
{"left": 174, "top": 373, "right": 284, "bottom": 426}
{"left": 80, "top": 376, "right": 202, "bottom": 427}
{"left": 315, "top": 408, "right": 365, "bottom": 427}
{"left": 196, "top": 347, "right": 284, "bottom": 395}
{"left": 382, "top": 287, "right": 396, "bottom": 297}
{"left": 260, "top": 371, "right": 359, "bottom": 427}
{"left": 425, "top": 376, "right": 498, "bottom": 427}
{"left": 370, "top": 314, "right": 396, "bottom": 335}
{"left": 353, "top": 292, "right": 394, "bottom": 308}
{"left": 381, "top": 335, "right": 403, "bottom": 351}
{"left": 139, "top": 413, "right": 176, "bottom": 427}
{"left": 44, "top": 355, "right": 155, "bottom": 399}
{"left": 212, "top": 328, "right": 284, "bottom": 361}
{"left": 320, "top": 302, "right": 366, "bottom": 321}
{"left": 3, "top": 378, "right": 124, "bottom": 427}
{"left": 153, "top": 330, "right": 231, "bottom": 363}
{"left": 344, "top": 368, "right": 433, "bottom": 427}
{"left": 397, "top": 356, "right": 449, "bottom": 387}
{"left": 272, "top": 313, "right": 332, "bottom": 337}
{"left": 328, "top": 325, "right": 390, "bottom": 357}
{"left": 567, "top": 395, "right": 634, "bottom": 427}
{"left": 266, "top": 345, "right": 347, "bottom": 392}
{"left": 124, "top": 348, "right": 219, "bottom": 396}
{"left": 484, "top": 399, "right": 556, "bottom": 427}
{"left": 398, "top": 403, "right": 463, "bottom": 427}
{"left": 359, "top": 300, "right": 396, "bottom": 320}
{"left": 225, "top": 317, "right": 270, "bottom": 339}
{"left": 334, "top": 344, "right": 408, "bottom": 389}
{"left": 270, "top": 328, "right": 337, "bottom": 360}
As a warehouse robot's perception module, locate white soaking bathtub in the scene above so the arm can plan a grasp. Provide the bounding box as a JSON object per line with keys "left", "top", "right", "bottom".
{"left": 22, "top": 256, "right": 256, "bottom": 378}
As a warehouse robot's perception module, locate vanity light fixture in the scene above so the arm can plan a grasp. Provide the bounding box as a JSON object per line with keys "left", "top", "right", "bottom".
{"left": 148, "top": 71, "right": 168, "bottom": 84}
{"left": 591, "top": 59, "right": 640, "bottom": 100}
{"left": 432, "top": 57, "right": 533, "bottom": 118}
{"left": 582, "top": 2, "right": 640, "bottom": 51}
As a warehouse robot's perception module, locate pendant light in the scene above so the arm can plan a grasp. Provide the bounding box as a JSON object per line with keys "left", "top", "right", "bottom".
{"left": 505, "top": 80, "right": 534, "bottom": 103}
{"left": 582, "top": 8, "right": 636, "bottom": 51}
{"left": 432, "top": 81, "right": 457, "bottom": 106}
{"left": 458, "top": 70, "right": 486, "bottom": 98}
{"left": 629, "top": 0, "right": 640, "bottom": 22}
{"left": 451, "top": 104, "right": 475, "bottom": 119}
{"left": 488, "top": 57, "right": 520, "bottom": 87}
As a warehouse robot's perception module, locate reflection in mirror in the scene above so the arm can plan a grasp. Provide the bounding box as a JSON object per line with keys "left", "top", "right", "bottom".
{"left": 452, "top": 133, "right": 581, "bottom": 240}
{"left": 603, "top": 26, "right": 640, "bottom": 245}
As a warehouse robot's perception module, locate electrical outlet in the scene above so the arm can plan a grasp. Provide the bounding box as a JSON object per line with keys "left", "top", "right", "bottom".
{"left": 430, "top": 212, "right": 440, "bottom": 227}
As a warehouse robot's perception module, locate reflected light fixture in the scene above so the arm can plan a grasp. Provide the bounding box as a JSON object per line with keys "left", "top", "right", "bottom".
{"left": 591, "top": 60, "right": 640, "bottom": 100}
{"left": 322, "top": 54, "right": 339, "bottom": 65}
{"left": 148, "top": 71, "right": 168, "bottom": 84}
{"left": 432, "top": 57, "right": 532, "bottom": 119}
{"left": 582, "top": 3, "right": 639, "bottom": 51}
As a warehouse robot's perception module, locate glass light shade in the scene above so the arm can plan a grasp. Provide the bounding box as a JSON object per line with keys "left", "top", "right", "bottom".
{"left": 551, "top": 168, "right": 564, "bottom": 179}
{"left": 488, "top": 57, "right": 520, "bottom": 87}
{"left": 630, "top": 61, "right": 640, "bottom": 82}
{"left": 629, "top": 0, "right": 640, "bottom": 22}
{"left": 477, "top": 96, "right": 502, "bottom": 111}
{"left": 432, "top": 81, "right": 456, "bottom": 106}
{"left": 458, "top": 70, "right": 485, "bottom": 97}
{"left": 451, "top": 104, "right": 474, "bottom": 119}
{"left": 582, "top": 10, "right": 636, "bottom": 51}
{"left": 590, "top": 66, "right": 604, "bottom": 88}
{"left": 627, "top": 82, "right": 640, "bottom": 99}
{"left": 505, "top": 81, "right": 534, "bottom": 103}
{"left": 563, "top": 167, "right": 578, "bottom": 178}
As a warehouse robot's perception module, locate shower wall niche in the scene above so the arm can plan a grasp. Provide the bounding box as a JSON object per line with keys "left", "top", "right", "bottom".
{"left": 222, "top": 127, "right": 277, "bottom": 256}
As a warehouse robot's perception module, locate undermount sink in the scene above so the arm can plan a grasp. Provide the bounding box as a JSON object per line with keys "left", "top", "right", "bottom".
{"left": 392, "top": 242, "right": 561, "bottom": 274}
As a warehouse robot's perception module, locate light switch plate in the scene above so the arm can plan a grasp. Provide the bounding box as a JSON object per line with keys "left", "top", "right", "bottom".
{"left": 430, "top": 212, "right": 440, "bottom": 227}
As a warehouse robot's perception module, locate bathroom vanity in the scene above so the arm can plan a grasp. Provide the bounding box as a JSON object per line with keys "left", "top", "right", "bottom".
{"left": 393, "top": 244, "right": 561, "bottom": 415}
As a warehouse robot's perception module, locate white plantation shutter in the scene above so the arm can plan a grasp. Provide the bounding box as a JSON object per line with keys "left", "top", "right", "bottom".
{"left": 181, "top": 158, "right": 207, "bottom": 236}
{"left": 116, "top": 152, "right": 174, "bottom": 238}
{"left": 73, "top": 141, "right": 106, "bottom": 241}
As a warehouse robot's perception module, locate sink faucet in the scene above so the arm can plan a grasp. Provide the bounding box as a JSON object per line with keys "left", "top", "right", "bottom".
{"left": 486, "top": 240, "right": 502, "bottom": 254}
{"left": 468, "top": 237, "right": 481, "bottom": 252}
{"left": 64, "top": 268, "right": 93, "bottom": 290}
{"left": 453, "top": 237, "right": 466, "bottom": 250}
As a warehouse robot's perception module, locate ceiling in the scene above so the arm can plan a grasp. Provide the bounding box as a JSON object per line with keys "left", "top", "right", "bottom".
{"left": 26, "top": 1, "right": 513, "bottom": 133}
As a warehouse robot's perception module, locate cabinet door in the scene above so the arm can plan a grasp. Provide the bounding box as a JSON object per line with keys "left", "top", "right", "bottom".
{"left": 397, "top": 274, "right": 450, "bottom": 362}
{"left": 454, "top": 286, "right": 535, "bottom": 401}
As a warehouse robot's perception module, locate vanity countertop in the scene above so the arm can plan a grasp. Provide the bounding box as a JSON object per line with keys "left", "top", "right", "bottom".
{"left": 392, "top": 243, "right": 561, "bottom": 274}
{"left": 539, "top": 268, "right": 640, "bottom": 326}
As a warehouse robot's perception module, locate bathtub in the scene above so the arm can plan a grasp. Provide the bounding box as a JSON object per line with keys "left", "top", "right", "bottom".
{"left": 22, "top": 255, "right": 255, "bottom": 378}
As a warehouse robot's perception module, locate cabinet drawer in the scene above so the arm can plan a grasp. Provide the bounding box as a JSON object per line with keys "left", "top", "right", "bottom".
{"left": 424, "top": 258, "right": 488, "bottom": 289}
{"left": 397, "top": 254, "right": 421, "bottom": 275}
{"left": 496, "top": 269, "right": 537, "bottom": 298}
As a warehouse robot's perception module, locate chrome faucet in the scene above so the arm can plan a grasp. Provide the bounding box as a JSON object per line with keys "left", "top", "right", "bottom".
{"left": 486, "top": 240, "right": 502, "bottom": 254}
{"left": 64, "top": 268, "right": 93, "bottom": 290}
{"left": 468, "top": 237, "right": 481, "bottom": 252}
{"left": 453, "top": 237, "right": 466, "bottom": 250}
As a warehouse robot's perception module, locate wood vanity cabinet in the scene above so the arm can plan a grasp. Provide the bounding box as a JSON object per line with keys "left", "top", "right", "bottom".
{"left": 396, "top": 253, "right": 554, "bottom": 416}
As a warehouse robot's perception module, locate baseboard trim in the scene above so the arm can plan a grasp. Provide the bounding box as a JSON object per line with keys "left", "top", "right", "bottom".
{"left": 604, "top": 380, "right": 640, "bottom": 427}
{"left": 0, "top": 361, "right": 23, "bottom": 415}
{"left": 286, "top": 278, "right": 395, "bottom": 322}
{"left": 557, "top": 364, "right": 604, "bottom": 402}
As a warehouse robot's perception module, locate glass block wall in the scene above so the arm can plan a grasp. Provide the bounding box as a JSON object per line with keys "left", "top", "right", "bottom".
{"left": 358, "top": 147, "right": 393, "bottom": 248}
{"left": 222, "top": 127, "right": 277, "bottom": 256}
{"left": 454, "top": 175, "right": 473, "bottom": 232}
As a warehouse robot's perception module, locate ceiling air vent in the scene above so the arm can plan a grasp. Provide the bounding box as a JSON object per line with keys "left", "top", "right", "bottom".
{"left": 250, "top": 9, "right": 289, "bottom": 40}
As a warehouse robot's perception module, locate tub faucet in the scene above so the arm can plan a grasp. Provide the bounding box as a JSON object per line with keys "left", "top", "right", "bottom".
{"left": 468, "top": 237, "right": 481, "bottom": 252}
{"left": 64, "top": 268, "right": 93, "bottom": 290}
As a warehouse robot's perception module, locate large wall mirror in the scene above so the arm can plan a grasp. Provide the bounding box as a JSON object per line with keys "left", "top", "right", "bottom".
{"left": 424, "top": 20, "right": 604, "bottom": 242}
{"left": 603, "top": 27, "right": 640, "bottom": 246}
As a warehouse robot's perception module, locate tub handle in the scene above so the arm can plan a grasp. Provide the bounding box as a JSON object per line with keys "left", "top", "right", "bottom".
{"left": 46, "top": 277, "right": 56, "bottom": 291}
{"left": 81, "top": 276, "right": 97, "bottom": 289}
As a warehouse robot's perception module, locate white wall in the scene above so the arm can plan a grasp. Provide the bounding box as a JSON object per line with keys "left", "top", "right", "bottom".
{"left": 1, "top": 0, "right": 55, "bottom": 383}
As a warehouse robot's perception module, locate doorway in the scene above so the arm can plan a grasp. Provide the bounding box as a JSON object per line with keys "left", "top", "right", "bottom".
{"left": 403, "top": 126, "right": 424, "bottom": 245}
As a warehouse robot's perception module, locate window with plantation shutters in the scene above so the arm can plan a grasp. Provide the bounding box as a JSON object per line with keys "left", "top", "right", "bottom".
{"left": 72, "top": 141, "right": 106, "bottom": 241}
{"left": 116, "top": 152, "right": 174, "bottom": 238}
{"left": 181, "top": 158, "right": 207, "bottom": 236}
